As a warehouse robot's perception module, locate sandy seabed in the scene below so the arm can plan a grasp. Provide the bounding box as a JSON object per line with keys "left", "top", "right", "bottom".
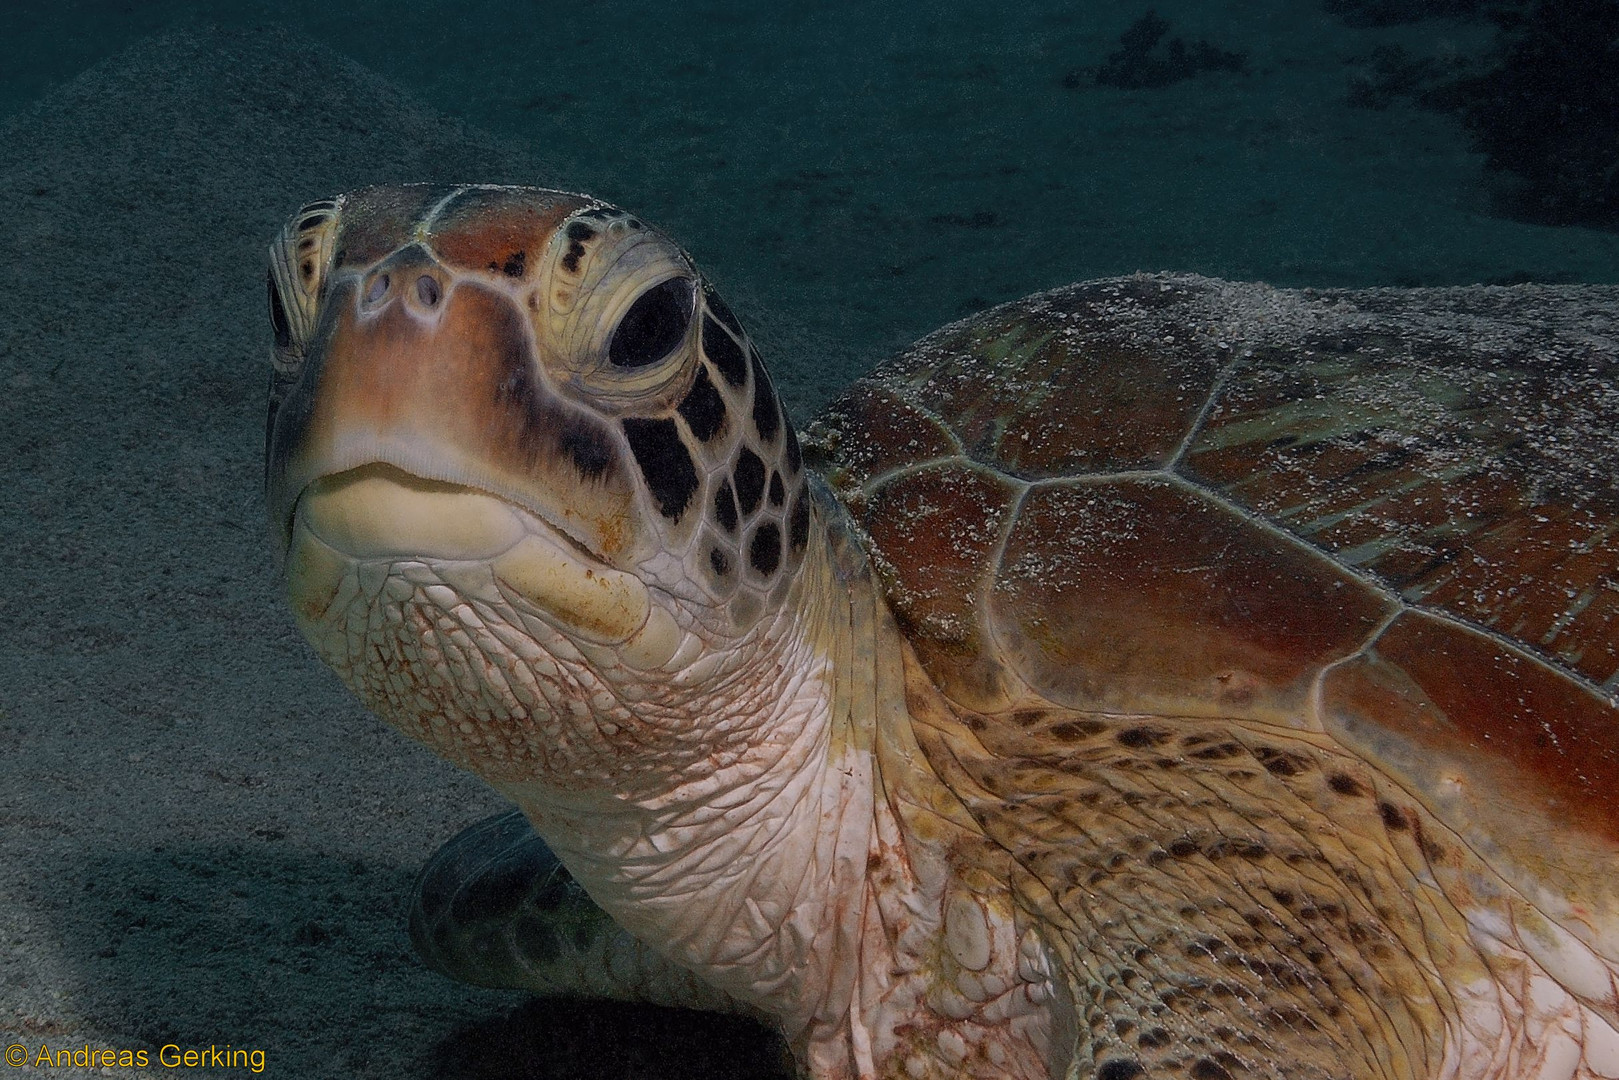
{"left": 1, "top": 9, "right": 1615, "bottom": 1078}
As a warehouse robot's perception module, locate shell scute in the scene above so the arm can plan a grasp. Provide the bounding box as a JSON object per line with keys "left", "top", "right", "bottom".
{"left": 860, "top": 283, "right": 1225, "bottom": 480}
{"left": 1183, "top": 332, "right": 1619, "bottom": 689}
{"left": 809, "top": 383, "right": 958, "bottom": 494}
{"left": 858, "top": 461, "right": 1023, "bottom": 711}
{"left": 990, "top": 478, "right": 1393, "bottom": 724}
{"left": 1324, "top": 611, "right": 1619, "bottom": 843}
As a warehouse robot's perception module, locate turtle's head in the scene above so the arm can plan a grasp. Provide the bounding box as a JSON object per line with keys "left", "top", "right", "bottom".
{"left": 263, "top": 185, "right": 814, "bottom": 790}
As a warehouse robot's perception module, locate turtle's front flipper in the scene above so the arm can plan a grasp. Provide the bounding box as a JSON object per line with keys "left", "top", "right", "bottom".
{"left": 410, "top": 809, "right": 756, "bottom": 1017}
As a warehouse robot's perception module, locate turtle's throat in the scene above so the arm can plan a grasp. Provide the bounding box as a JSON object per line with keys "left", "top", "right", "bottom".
{"left": 493, "top": 504, "right": 914, "bottom": 1045}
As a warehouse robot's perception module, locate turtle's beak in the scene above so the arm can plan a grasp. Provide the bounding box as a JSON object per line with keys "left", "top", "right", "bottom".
{"left": 264, "top": 246, "right": 640, "bottom": 571}
{"left": 263, "top": 241, "right": 665, "bottom": 649}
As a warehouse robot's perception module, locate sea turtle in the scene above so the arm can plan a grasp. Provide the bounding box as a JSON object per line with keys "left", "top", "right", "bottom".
{"left": 264, "top": 185, "right": 1619, "bottom": 1080}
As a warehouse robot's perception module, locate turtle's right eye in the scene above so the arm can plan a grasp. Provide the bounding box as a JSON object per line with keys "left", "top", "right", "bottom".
{"left": 608, "top": 278, "right": 694, "bottom": 369}
{"left": 268, "top": 270, "right": 293, "bottom": 351}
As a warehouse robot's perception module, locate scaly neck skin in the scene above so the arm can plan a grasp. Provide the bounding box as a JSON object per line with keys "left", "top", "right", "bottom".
{"left": 494, "top": 496, "right": 924, "bottom": 1055}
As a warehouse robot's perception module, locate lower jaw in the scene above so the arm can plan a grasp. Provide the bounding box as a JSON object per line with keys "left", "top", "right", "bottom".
{"left": 284, "top": 464, "right": 663, "bottom": 649}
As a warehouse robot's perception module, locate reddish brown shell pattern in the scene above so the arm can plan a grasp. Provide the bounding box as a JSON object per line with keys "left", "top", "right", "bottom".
{"left": 812, "top": 274, "right": 1619, "bottom": 887}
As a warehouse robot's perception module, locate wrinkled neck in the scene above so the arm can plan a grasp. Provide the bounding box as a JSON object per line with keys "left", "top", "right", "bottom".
{"left": 502, "top": 486, "right": 907, "bottom": 1032}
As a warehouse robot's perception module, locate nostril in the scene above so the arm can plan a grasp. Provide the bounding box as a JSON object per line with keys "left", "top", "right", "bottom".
{"left": 365, "top": 273, "right": 390, "bottom": 304}
{"left": 416, "top": 275, "right": 441, "bottom": 307}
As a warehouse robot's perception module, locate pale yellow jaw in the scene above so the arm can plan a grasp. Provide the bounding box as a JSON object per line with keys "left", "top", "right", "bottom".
{"left": 285, "top": 464, "right": 654, "bottom": 645}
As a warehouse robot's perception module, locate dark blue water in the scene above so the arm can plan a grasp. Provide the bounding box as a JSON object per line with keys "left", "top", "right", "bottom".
{"left": 5, "top": 0, "right": 1617, "bottom": 411}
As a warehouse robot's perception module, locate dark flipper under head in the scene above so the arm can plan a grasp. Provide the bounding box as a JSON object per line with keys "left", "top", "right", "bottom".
{"left": 410, "top": 809, "right": 756, "bottom": 1016}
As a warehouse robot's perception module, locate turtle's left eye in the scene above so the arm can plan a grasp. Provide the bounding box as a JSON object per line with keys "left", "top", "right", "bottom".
{"left": 609, "top": 278, "right": 694, "bottom": 369}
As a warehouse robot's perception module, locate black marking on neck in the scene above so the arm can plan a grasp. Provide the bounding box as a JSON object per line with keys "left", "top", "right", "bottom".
{"left": 734, "top": 448, "right": 766, "bottom": 516}
{"left": 750, "top": 348, "right": 780, "bottom": 443}
{"left": 788, "top": 491, "right": 809, "bottom": 550}
{"left": 622, "top": 417, "right": 698, "bottom": 520}
{"left": 749, "top": 522, "right": 782, "bottom": 576}
{"left": 784, "top": 422, "right": 802, "bottom": 474}
{"left": 714, "top": 480, "right": 739, "bottom": 533}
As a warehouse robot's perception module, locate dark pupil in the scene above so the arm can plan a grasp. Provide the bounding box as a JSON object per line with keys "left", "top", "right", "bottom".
{"left": 609, "top": 278, "right": 693, "bottom": 369}
{"left": 268, "top": 270, "right": 292, "bottom": 349}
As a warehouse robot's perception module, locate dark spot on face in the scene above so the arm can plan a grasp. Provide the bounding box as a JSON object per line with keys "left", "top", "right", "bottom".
{"left": 565, "top": 221, "right": 597, "bottom": 243}
{"left": 1189, "top": 742, "right": 1243, "bottom": 760}
{"left": 267, "top": 271, "right": 292, "bottom": 349}
{"left": 1269, "top": 888, "right": 1295, "bottom": 906}
{"left": 1097, "top": 1060, "right": 1144, "bottom": 1080}
{"left": 298, "top": 214, "right": 325, "bottom": 231}
{"left": 676, "top": 365, "right": 728, "bottom": 442}
{"left": 501, "top": 250, "right": 527, "bottom": 278}
{"left": 734, "top": 447, "right": 766, "bottom": 516}
{"left": 1328, "top": 773, "right": 1366, "bottom": 797}
{"left": 627, "top": 218, "right": 643, "bottom": 229}
{"left": 558, "top": 414, "right": 616, "bottom": 480}
{"left": 750, "top": 349, "right": 781, "bottom": 442}
{"left": 561, "top": 241, "right": 586, "bottom": 274}
{"left": 1137, "top": 1027, "right": 1171, "bottom": 1049}
{"left": 710, "top": 547, "right": 730, "bottom": 576}
{"left": 1378, "top": 802, "right": 1408, "bottom": 830}
{"left": 300, "top": 259, "right": 314, "bottom": 281}
{"left": 749, "top": 522, "right": 782, "bottom": 576}
{"left": 621, "top": 417, "right": 698, "bottom": 521}
{"left": 482, "top": 295, "right": 620, "bottom": 485}
{"left": 768, "top": 471, "right": 785, "bottom": 506}
{"left": 1190, "top": 1055, "right": 1238, "bottom": 1079}
{"left": 703, "top": 283, "right": 745, "bottom": 337}
{"left": 702, "top": 314, "right": 748, "bottom": 386}
{"left": 1116, "top": 726, "right": 1169, "bottom": 748}
{"left": 1168, "top": 838, "right": 1199, "bottom": 858}
{"left": 714, "top": 480, "right": 739, "bottom": 533}
{"left": 788, "top": 491, "right": 809, "bottom": 550}
{"left": 609, "top": 278, "right": 693, "bottom": 369}
{"left": 299, "top": 236, "right": 315, "bottom": 251}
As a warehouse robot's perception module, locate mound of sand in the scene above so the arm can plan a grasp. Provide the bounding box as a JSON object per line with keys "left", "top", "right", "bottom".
{"left": 0, "top": 24, "right": 785, "bottom": 1079}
